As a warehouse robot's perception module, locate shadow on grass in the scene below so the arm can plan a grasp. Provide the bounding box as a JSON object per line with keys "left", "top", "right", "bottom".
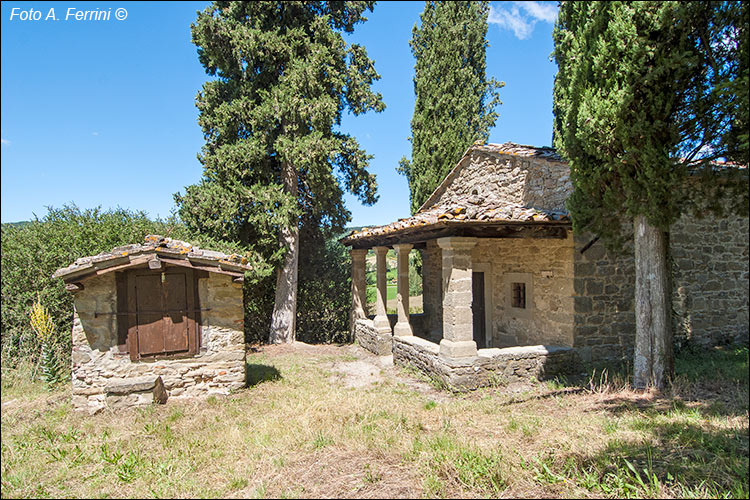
{"left": 526, "top": 345, "right": 750, "bottom": 496}
{"left": 550, "top": 418, "right": 750, "bottom": 497}
{"left": 543, "top": 344, "right": 749, "bottom": 418}
{"left": 245, "top": 363, "right": 282, "bottom": 387}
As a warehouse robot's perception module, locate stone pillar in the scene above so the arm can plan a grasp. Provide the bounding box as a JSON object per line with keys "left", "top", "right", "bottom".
{"left": 373, "top": 246, "right": 392, "bottom": 334}
{"left": 437, "top": 237, "right": 477, "bottom": 359}
{"left": 393, "top": 243, "right": 413, "bottom": 336}
{"left": 350, "top": 248, "right": 368, "bottom": 321}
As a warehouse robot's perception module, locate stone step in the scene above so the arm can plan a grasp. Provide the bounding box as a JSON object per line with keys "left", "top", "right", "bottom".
{"left": 104, "top": 376, "right": 168, "bottom": 409}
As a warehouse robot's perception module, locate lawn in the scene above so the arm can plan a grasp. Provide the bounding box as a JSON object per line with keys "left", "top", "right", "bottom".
{"left": 1, "top": 343, "right": 748, "bottom": 498}
{"left": 366, "top": 284, "right": 398, "bottom": 301}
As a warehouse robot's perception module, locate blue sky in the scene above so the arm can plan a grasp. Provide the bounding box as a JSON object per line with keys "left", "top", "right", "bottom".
{"left": 1, "top": 1, "right": 559, "bottom": 227}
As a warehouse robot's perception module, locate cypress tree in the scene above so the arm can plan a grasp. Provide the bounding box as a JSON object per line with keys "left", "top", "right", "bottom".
{"left": 399, "top": 1, "right": 503, "bottom": 214}
{"left": 176, "top": 1, "right": 385, "bottom": 343}
{"left": 553, "top": 1, "right": 748, "bottom": 389}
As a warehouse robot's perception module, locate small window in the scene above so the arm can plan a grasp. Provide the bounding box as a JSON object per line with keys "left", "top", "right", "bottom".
{"left": 511, "top": 282, "right": 526, "bottom": 309}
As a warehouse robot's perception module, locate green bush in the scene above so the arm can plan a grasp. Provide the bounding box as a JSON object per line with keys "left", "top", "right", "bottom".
{"left": 296, "top": 228, "right": 352, "bottom": 344}
{"left": 1, "top": 205, "right": 177, "bottom": 370}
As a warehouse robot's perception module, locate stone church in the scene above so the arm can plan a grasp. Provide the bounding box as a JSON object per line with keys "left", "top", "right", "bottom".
{"left": 341, "top": 142, "right": 749, "bottom": 389}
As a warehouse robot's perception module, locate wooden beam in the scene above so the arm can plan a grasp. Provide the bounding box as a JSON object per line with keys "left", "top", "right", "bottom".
{"left": 157, "top": 257, "right": 245, "bottom": 278}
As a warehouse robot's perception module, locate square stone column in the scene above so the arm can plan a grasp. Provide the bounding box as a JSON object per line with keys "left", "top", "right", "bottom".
{"left": 393, "top": 243, "right": 413, "bottom": 336}
{"left": 350, "top": 249, "right": 368, "bottom": 337}
{"left": 436, "top": 237, "right": 477, "bottom": 360}
{"left": 373, "top": 246, "right": 392, "bottom": 334}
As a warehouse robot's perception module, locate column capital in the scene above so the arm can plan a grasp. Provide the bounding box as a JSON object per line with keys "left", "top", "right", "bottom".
{"left": 437, "top": 237, "right": 477, "bottom": 251}
{"left": 373, "top": 246, "right": 390, "bottom": 255}
{"left": 350, "top": 248, "right": 368, "bottom": 258}
{"left": 393, "top": 243, "right": 413, "bottom": 253}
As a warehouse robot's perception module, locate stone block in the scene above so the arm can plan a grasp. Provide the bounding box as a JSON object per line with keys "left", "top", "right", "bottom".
{"left": 104, "top": 376, "right": 167, "bottom": 409}
{"left": 439, "top": 339, "right": 478, "bottom": 360}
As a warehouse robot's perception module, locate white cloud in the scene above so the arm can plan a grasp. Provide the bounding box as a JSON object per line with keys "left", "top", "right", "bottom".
{"left": 489, "top": 1, "right": 558, "bottom": 40}
{"left": 518, "top": 1, "right": 558, "bottom": 23}
{"left": 1, "top": 138, "right": 10, "bottom": 146}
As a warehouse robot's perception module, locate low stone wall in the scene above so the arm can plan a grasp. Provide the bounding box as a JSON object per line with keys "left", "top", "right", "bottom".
{"left": 354, "top": 318, "right": 392, "bottom": 356}
{"left": 71, "top": 272, "right": 246, "bottom": 414}
{"left": 393, "top": 336, "right": 581, "bottom": 390}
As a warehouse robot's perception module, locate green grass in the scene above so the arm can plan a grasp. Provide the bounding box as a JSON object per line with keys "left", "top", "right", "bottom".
{"left": 1, "top": 344, "right": 748, "bottom": 498}
{"left": 365, "top": 284, "right": 398, "bottom": 302}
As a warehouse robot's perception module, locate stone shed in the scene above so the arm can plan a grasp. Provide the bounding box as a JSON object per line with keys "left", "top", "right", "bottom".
{"left": 53, "top": 235, "right": 251, "bottom": 413}
{"left": 341, "top": 142, "right": 749, "bottom": 389}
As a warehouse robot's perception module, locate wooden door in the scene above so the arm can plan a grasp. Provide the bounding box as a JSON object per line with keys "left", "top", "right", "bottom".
{"left": 127, "top": 267, "right": 196, "bottom": 360}
{"left": 472, "top": 271, "right": 486, "bottom": 348}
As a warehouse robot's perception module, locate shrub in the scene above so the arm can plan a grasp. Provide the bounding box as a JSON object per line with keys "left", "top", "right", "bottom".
{"left": 1, "top": 204, "right": 175, "bottom": 369}
{"left": 296, "top": 228, "right": 351, "bottom": 344}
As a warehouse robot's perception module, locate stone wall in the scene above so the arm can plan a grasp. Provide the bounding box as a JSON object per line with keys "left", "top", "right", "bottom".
{"left": 421, "top": 241, "right": 443, "bottom": 339}
{"left": 572, "top": 236, "right": 635, "bottom": 363}
{"left": 671, "top": 213, "right": 749, "bottom": 347}
{"left": 393, "top": 336, "right": 580, "bottom": 390}
{"left": 572, "top": 210, "right": 749, "bottom": 363}
{"left": 71, "top": 271, "right": 246, "bottom": 414}
{"left": 473, "top": 236, "right": 576, "bottom": 348}
{"left": 354, "top": 318, "right": 392, "bottom": 356}
{"left": 425, "top": 150, "right": 573, "bottom": 212}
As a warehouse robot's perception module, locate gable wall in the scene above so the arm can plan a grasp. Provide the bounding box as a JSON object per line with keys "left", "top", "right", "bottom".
{"left": 425, "top": 150, "right": 573, "bottom": 212}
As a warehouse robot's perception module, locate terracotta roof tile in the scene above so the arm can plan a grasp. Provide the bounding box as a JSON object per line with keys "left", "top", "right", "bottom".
{"left": 53, "top": 235, "right": 253, "bottom": 281}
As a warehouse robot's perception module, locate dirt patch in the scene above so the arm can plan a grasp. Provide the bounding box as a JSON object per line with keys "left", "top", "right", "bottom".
{"left": 330, "top": 359, "right": 386, "bottom": 388}
{"left": 250, "top": 341, "right": 454, "bottom": 401}
{"left": 234, "top": 448, "right": 423, "bottom": 498}
{"left": 249, "top": 341, "right": 360, "bottom": 358}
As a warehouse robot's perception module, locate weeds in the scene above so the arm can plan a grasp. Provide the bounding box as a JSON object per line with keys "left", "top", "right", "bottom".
{"left": 1, "top": 343, "right": 747, "bottom": 498}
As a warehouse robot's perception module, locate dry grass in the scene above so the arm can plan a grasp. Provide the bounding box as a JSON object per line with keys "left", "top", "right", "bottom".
{"left": 2, "top": 344, "right": 748, "bottom": 498}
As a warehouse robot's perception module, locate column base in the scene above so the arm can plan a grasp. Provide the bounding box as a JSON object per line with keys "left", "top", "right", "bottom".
{"left": 373, "top": 315, "right": 392, "bottom": 334}
{"left": 393, "top": 321, "right": 413, "bottom": 337}
{"left": 439, "top": 339, "right": 478, "bottom": 360}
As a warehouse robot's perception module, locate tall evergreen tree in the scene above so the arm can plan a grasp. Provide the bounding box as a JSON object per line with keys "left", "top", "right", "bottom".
{"left": 398, "top": 1, "right": 503, "bottom": 214}
{"left": 176, "top": 1, "right": 385, "bottom": 343}
{"left": 553, "top": 1, "right": 748, "bottom": 389}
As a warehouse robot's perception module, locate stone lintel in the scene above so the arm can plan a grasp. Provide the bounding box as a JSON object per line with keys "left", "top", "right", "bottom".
{"left": 436, "top": 236, "right": 477, "bottom": 251}
{"left": 104, "top": 375, "right": 163, "bottom": 395}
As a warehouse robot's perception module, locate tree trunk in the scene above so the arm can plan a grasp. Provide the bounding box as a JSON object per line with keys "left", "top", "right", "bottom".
{"left": 269, "top": 159, "right": 299, "bottom": 344}
{"left": 633, "top": 215, "right": 674, "bottom": 390}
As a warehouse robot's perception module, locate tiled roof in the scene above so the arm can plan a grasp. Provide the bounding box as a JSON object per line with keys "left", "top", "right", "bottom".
{"left": 342, "top": 142, "right": 570, "bottom": 245}
{"left": 341, "top": 200, "right": 570, "bottom": 244}
{"left": 473, "top": 142, "right": 565, "bottom": 163}
{"left": 53, "top": 235, "right": 253, "bottom": 282}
